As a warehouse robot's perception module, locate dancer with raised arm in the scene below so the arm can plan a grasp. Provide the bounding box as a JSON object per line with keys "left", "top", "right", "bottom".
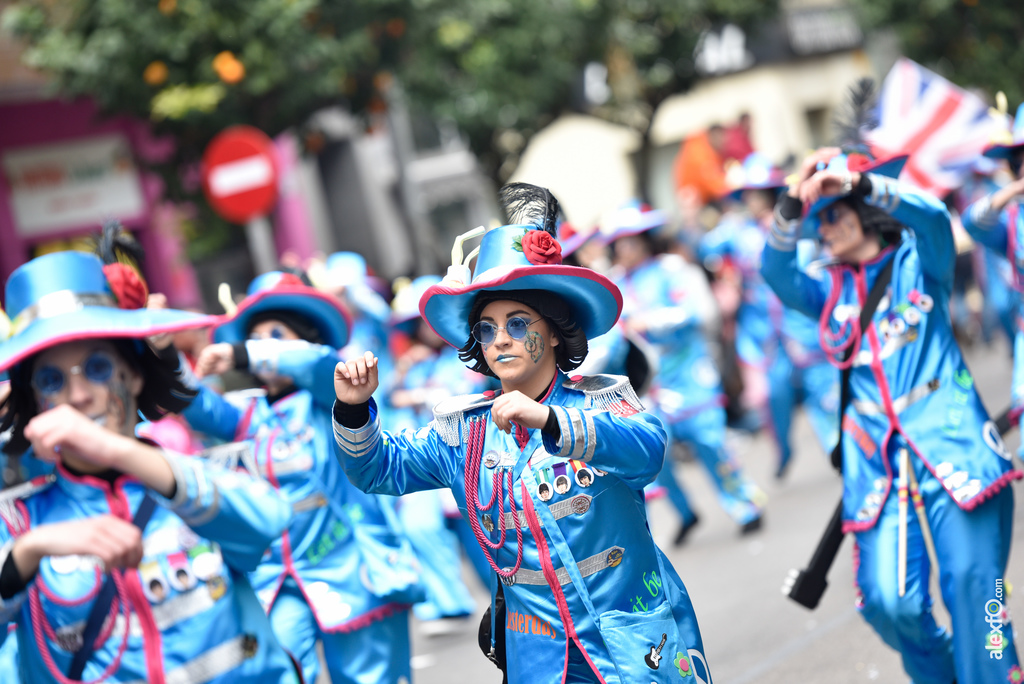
{"left": 334, "top": 183, "right": 712, "bottom": 684}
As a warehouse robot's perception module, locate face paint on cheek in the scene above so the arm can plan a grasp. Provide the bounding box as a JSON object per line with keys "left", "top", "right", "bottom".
{"left": 106, "top": 370, "right": 134, "bottom": 432}
{"left": 523, "top": 331, "right": 544, "bottom": 364}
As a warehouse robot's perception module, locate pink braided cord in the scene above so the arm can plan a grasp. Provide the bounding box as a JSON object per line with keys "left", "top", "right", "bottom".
{"left": 463, "top": 417, "right": 524, "bottom": 579}
{"left": 29, "top": 569, "right": 133, "bottom": 684}
{"left": 819, "top": 266, "right": 862, "bottom": 370}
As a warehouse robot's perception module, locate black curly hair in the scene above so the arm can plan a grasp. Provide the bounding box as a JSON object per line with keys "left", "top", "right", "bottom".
{"left": 836, "top": 196, "right": 905, "bottom": 248}
{"left": 1, "top": 339, "right": 197, "bottom": 455}
{"left": 458, "top": 290, "right": 588, "bottom": 378}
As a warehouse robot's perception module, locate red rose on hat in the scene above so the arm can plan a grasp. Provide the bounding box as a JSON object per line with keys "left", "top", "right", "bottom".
{"left": 521, "top": 230, "right": 562, "bottom": 266}
{"left": 103, "top": 263, "right": 150, "bottom": 310}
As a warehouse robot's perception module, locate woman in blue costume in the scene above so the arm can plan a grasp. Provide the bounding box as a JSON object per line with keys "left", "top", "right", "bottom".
{"left": 0, "top": 250, "right": 298, "bottom": 683}
{"left": 762, "top": 142, "right": 1022, "bottom": 684}
{"left": 334, "top": 183, "right": 712, "bottom": 684}
{"left": 385, "top": 275, "right": 492, "bottom": 625}
{"left": 604, "top": 202, "right": 766, "bottom": 535}
{"left": 180, "top": 271, "right": 420, "bottom": 684}
{"left": 700, "top": 154, "right": 839, "bottom": 478}
{"left": 962, "top": 102, "right": 1024, "bottom": 436}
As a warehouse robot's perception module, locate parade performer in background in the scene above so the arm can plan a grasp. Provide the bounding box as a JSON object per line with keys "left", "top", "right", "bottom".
{"left": 700, "top": 155, "right": 839, "bottom": 478}
{"left": 180, "top": 271, "right": 421, "bottom": 684}
{"left": 0, "top": 248, "right": 299, "bottom": 683}
{"left": 386, "top": 275, "right": 491, "bottom": 628}
{"left": 334, "top": 183, "right": 712, "bottom": 684}
{"left": 962, "top": 101, "right": 1024, "bottom": 439}
{"left": 762, "top": 129, "right": 1022, "bottom": 682}
{"left": 605, "top": 202, "right": 766, "bottom": 535}
{"left": 314, "top": 252, "right": 396, "bottom": 429}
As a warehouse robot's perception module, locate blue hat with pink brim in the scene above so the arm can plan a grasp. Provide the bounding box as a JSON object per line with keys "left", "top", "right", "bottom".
{"left": 726, "top": 152, "right": 788, "bottom": 200}
{"left": 598, "top": 201, "right": 667, "bottom": 245}
{"left": 212, "top": 271, "right": 352, "bottom": 349}
{"left": 419, "top": 224, "right": 622, "bottom": 349}
{"left": 0, "top": 251, "right": 217, "bottom": 374}
{"left": 800, "top": 152, "right": 909, "bottom": 238}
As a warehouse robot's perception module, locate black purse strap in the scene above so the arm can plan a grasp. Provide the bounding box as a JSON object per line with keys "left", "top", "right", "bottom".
{"left": 67, "top": 494, "right": 157, "bottom": 681}
{"left": 830, "top": 256, "right": 895, "bottom": 471}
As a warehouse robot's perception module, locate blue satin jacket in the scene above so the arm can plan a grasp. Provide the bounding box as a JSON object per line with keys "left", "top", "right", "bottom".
{"left": 612, "top": 255, "right": 723, "bottom": 420}
{"left": 962, "top": 194, "right": 1024, "bottom": 428}
{"left": 334, "top": 373, "right": 710, "bottom": 683}
{"left": 183, "top": 339, "right": 414, "bottom": 633}
{"left": 0, "top": 452, "right": 296, "bottom": 683}
{"left": 700, "top": 214, "right": 828, "bottom": 369}
{"left": 761, "top": 174, "right": 1021, "bottom": 531}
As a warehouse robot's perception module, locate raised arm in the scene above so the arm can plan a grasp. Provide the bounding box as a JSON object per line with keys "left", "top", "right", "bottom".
{"left": 863, "top": 173, "right": 955, "bottom": 285}
{"left": 761, "top": 194, "right": 829, "bottom": 319}
{"left": 961, "top": 179, "right": 1024, "bottom": 254}
{"left": 22, "top": 406, "right": 290, "bottom": 572}
{"left": 333, "top": 352, "right": 459, "bottom": 496}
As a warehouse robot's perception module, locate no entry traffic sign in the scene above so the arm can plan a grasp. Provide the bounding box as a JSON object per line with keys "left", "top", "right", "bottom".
{"left": 201, "top": 126, "right": 279, "bottom": 224}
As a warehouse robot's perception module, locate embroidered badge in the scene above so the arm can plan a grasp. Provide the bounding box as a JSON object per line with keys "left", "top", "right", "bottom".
{"left": 482, "top": 514, "right": 495, "bottom": 533}
{"left": 500, "top": 568, "right": 517, "bottom": 587}
{"left": 674, "top": 652, "right": 693, "bottom": 677}
{"left": 570, "top": 495, "right": 591, "bottom": 515}
{"left": 645, "top": 633, "right": 668, "bottom": 669}
{"left": 607, "top": 548, "right": 624, "bottom": 568}
{"left": 166, "top": 551, "right": 197, "bottom": 592}
{"left": 140, "top": 560, "right": 169, "bottom": 604}
{"left": 570, "top": 461, "right": 594, "bottom": 487}
{"left": 483, "top": 451, "right": 500, "bottom": 469}
{"left": 207, "top": 575, "right": 227, "bottom": 601}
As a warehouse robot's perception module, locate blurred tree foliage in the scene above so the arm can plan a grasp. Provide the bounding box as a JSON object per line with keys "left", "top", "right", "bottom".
{"left": 3, "top": 0, "right": 772, "bottom": 242}
{"left": 2, "top": 0, "right": 409, "bottom": 258}
{"left": 401, "top": 0, "right": 773, "bottom": 184}
{"left": 854, "top": 0, "right": 1024, "bottom": 106}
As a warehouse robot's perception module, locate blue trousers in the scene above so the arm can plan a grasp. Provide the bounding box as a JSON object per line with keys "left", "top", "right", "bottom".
{"left": 655, "top": 406, "right": 765, "bottom": 527}
{"left": 766, "top": 353, "right": 839, "bottom": 475}
{"left": 269, "top": 579, "right": 412, "bottom": 684}
{"left": 854, "top": 455, "right": 1018, "bottom": 684}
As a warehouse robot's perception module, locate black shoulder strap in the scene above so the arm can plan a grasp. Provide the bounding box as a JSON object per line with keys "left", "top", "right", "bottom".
{"left": 68, "top": 495, "right": 157, "bottom": 681}
{"left": 830, "top": 256, "right": 895, "bottom": 471}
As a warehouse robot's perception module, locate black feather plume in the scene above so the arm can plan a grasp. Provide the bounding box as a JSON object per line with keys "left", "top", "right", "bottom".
{"left": 832, "top": 78, "right": 880, "bottom": 155}
{"left": 498, "top": 182, "right": 561, "bottom": 235}
{"left": 93, "top": 219, "right": 145, "bottom": 267}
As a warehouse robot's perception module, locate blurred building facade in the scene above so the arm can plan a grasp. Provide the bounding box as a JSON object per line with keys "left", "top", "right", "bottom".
{"left": 513, "top": 0, "right": 876, "bottom": 230}
{"left": 0, "top": 32, "right": 495, "bottom": 312}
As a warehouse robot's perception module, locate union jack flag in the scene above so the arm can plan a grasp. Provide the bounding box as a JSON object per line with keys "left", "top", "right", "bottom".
{"left": 868, "top": 58, "right": 1005, "bottom": 197}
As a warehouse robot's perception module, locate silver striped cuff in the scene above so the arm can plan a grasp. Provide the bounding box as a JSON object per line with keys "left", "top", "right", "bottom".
{"left": 551, "top": 407, "right": 597, "bottom": 462}
{"left": 769, "top": 205, "right": 799, "bottom": 250}
{"left": 966, "top": 195, "right": 1000, "bottom": 230}
{"left": 333, "top": 415, "right": 382, "bottom": 458}
{"left": 865, "top": 173, "right": 901, "bottom": 213}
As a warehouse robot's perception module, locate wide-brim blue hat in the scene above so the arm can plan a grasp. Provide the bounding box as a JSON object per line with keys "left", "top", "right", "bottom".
{"left": 727, "top": 152, "right": 788, "bottom": 200}
{"left": 212, "top": 271, "right": 352, "bottom": 349}
{"left": 800, "top": 153, "right": 909, "bottom": 238}
{"left": 598, "top": 201, "right": 667, "bottom": 245}
{"left": 391, "top": 275, "right": 441, "bottom": 335}
{"left": 556, "top": 221, "right": 595, "bottom": 259}
{"left": 0, "top": 251, "right": 216, "bottom": 374}
{"left": 419, "top": 224, "right": 622, "bottom": 349}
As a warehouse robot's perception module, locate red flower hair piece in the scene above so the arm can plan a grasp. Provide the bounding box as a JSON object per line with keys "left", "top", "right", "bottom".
{"left": 103, "top": 263, "right": 150, "bottom": 310}
{"left": 521, "top": 230, "right": 563, "bottom": 266}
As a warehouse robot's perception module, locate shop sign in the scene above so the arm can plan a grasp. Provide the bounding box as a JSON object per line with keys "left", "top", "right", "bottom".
{"left": 2, "top": 134, "right": 145, "bottom": 237}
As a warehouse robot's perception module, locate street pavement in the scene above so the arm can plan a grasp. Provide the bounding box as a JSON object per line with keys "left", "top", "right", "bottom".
{"left": 401, "top": 338, "right": 1020, "bottom": 684}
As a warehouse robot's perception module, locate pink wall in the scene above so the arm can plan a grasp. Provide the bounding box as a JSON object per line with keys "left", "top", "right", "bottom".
{"left": 0, "top": 98, "right": 201, "bottom": 308}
